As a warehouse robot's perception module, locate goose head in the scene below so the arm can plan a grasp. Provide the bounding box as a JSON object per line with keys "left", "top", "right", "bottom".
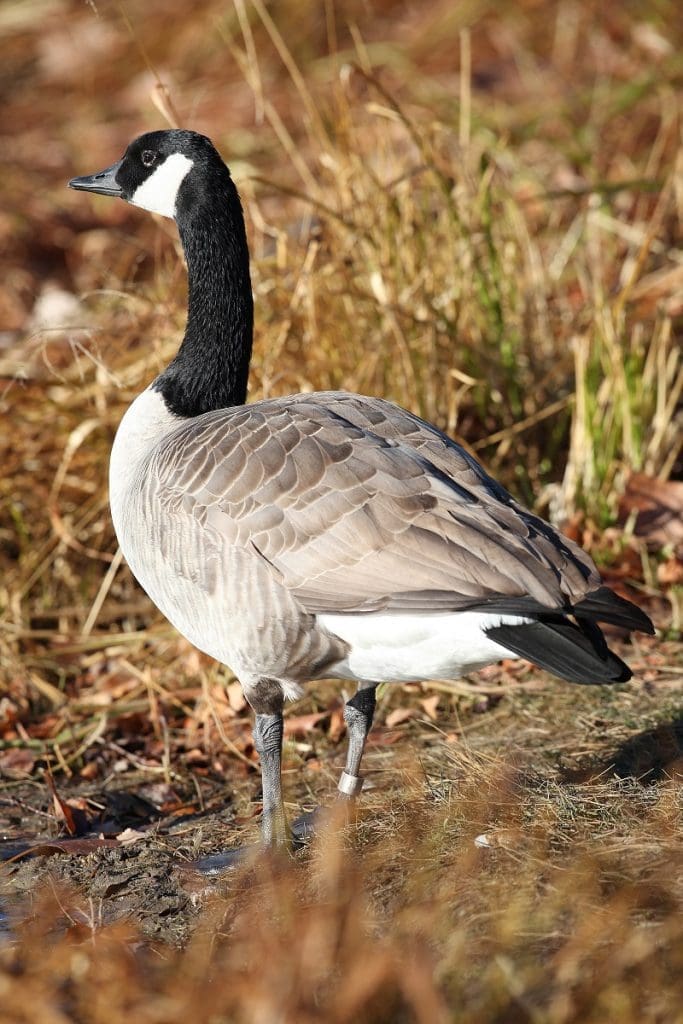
{"left": 69, "top": 129, "right": 253, "bottom": 414}
{"left": 68, "top": 129, "right": 232, "bottom": 221}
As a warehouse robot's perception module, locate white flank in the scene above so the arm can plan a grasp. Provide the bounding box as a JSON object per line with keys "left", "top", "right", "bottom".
{"left": 318, "top": 611, "right": 530, "bottom": 683}
{"left": 280, "top": 680, "right": 305, "bottom": 702}
{"left": 131, "top": 153, "right": 194, "bottom": 218}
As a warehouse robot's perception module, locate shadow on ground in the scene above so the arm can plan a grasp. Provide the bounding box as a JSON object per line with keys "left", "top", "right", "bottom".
{"left": 562, "top": 711, "right": 683, "bottom": 784}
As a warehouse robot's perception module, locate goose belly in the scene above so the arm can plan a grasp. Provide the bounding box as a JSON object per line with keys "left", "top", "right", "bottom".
{"left": 318, "top": 611, "right": 528, "bottom": 683}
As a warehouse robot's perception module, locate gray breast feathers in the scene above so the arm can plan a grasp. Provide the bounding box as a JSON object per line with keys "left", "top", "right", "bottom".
{"left": 140, "top": 392, "right": 599, "bottom": 616}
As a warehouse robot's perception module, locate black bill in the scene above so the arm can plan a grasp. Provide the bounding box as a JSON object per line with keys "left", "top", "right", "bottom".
{"left": 68, "top": 160, "right": 124, "bottom": 197}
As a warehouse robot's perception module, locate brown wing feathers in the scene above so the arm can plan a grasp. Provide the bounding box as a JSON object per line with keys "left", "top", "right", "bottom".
{"left": 149, "top": 394, "right": 609, "bottom": 619}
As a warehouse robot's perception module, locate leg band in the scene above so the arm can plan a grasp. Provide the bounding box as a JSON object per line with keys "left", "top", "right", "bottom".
{"left": 338, "top": 771, "right": 364, "bottom": 797}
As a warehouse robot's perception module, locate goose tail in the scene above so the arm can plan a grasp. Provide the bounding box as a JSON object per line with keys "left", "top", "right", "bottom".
{"left": 487, "top": 585, "right": 653, "bottom": 684}
{"left": 486, "top": 616, "right": 633, "bottom": 684}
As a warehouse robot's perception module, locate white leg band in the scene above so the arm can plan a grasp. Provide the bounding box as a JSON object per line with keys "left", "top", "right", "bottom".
{"left": 338, "top": 771, "right": 364, "bottom": 797}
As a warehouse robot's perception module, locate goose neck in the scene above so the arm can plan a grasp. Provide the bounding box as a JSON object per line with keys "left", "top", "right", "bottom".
{"left": 154, "top": 192, "right": 254, "bottom": 418}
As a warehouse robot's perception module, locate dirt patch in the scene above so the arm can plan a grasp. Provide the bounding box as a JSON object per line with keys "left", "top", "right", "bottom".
{"left": 0, "top": 772, "right": 256, "bottom": 945}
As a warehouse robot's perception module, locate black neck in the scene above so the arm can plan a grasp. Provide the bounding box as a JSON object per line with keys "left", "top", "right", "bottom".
{"left": 153, "top": 181, "right": 253, "bottom": 418}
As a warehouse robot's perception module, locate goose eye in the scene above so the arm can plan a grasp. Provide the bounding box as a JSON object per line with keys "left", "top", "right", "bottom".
{"left": 141, "top": 150, "right": 156, "bottom": 168}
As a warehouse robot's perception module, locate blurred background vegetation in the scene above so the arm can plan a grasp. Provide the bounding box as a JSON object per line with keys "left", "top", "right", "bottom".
{"left": 0, "top": 1, "right": 682, "bottom": 1021}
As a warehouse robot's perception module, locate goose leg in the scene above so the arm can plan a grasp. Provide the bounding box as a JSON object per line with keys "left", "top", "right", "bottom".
{"left": 253, "top": 710, "right": 290, "bottom": 848}
{"left": 192, "top": 697, "right": 289, "bottom": 872}
{"left": 290, "top": 682, "right": 377, "bottom": 843}
{"left": 337, "top": 682, "right": 377, "bottom": 799}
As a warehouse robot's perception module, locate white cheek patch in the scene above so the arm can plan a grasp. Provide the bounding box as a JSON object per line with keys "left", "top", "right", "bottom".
{"left": 130, "top": 153, "right": 194, "bottom": 218}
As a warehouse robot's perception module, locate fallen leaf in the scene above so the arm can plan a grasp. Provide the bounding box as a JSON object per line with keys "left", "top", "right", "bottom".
{"left": 284, "top": 710, "right": 329, "bottom": 737}
{"left": 44, "top": 771, "right": 78, "bottom": 836}
{"left": 368, "top": 730, "right": 404, "bottom": 747}
{"left": 6, "top": 838, "right": 120, "bottom": 863}
{"left": 117, "top": 827, "right": 147, "bottom": 845}
{"left": 619, "top": 474, "right": 683, "bottom": 552}
{"left": 385, "top": 707, "right": 417, "bottom": 728}
{"left": 419, "top": 695, "right": 440, "bottom": 721}
{"left": 0, "top": 748, "right": 36, "bottom": 778}
{"left": 328, "top": 706, "right": 346, "bottom": 743}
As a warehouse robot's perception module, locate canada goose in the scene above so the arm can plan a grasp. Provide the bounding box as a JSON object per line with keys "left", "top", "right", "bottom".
{"left": 69, "top": 130, "right": 654, "bottom": 850}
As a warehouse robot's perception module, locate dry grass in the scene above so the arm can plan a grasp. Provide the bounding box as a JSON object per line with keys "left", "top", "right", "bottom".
{"left": 1, "top": 0, "right": 683, "bottom": 1020}
{"left": 2, "top": 756, "right": 683, "bottom": 1023}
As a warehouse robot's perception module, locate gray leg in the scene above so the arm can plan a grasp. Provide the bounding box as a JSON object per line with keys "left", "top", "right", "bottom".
{"left": 192, "top": 708, "right": 288, "bottom": 870}
{"left": 253, "top": 711, "right": 290, "bottom": 848}
{"left": 338, "top": 683, "right": 377, "bottom": 799}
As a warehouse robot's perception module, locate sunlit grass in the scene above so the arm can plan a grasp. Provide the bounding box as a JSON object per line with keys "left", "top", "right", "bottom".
{"left": 0, "top": 0, "right": 682, "bottom": 1020}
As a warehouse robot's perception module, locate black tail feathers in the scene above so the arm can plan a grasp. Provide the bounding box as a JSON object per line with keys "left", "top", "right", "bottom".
{"left": 486, "top": 617, "right": 632, "bottom": 685}
{"left": 573, "top": 585, "right": 654, "bottom": 635}
{"left": 483, "top": 584, "right": 653, "bottom": 685}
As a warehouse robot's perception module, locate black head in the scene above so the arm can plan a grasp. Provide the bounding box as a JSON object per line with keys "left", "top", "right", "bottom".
{"left": 68, "top": 129, "right": 233, "bottom": 221}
